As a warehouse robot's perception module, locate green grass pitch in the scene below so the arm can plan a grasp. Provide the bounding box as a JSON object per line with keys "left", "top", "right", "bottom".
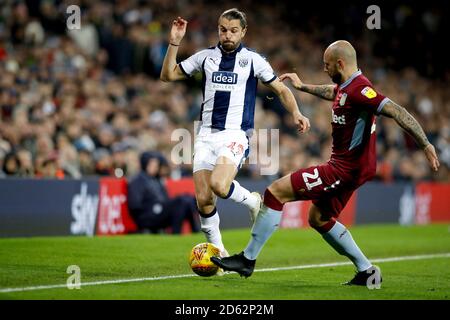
{"left": 0, "top": 224, "right": 449, "bottom": 300}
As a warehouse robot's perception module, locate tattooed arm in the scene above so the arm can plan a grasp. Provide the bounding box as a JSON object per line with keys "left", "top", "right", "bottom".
{"left": 279, "top": 73, "right": 336, "bottom": 101}
{"left": 379, "top": 99, "right": 440, "bottom": 171}
{"left": 299, "top": 84, "right": 336, "bottom": 101}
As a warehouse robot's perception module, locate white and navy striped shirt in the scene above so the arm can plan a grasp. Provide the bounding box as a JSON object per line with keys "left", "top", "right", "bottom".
{"left": 179, "top": 43, "right": 277, "bottom": 131}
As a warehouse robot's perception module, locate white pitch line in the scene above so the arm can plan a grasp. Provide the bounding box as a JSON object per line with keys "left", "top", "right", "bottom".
{"left": 0, "top": 274, "right": 196, "bottom": 293}
{"left": 255, "top": 252, "right": 450, "bottom": 273}
{"left": 1, "top": 252, "right": 449, "bottom": 294}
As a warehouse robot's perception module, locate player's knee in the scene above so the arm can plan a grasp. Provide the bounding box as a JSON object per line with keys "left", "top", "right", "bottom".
{"left": 308, "top": 214, "right": 322, "bottom": 229}
{"left": 267, "top": 178, "right": 289, "bottom": 201}
{"left": 268, "top": 179, "right": 282, "bottom": 194}
{"left": 308, "top": 205, "right": 322, "bottom": 227}
{"left": 308, "top": 211, "right": 337, "bottom": 234}
{"left": 196, "top": 192, "right": 214, "bottom": 209}
{"left": 210, "top": 178, "right": 231, "bottom": 198}
{"left": 263, "top": 188, "right": 284, "bottom": 211}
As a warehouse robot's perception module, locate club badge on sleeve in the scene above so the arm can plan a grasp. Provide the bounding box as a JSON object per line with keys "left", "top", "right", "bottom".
{"left": 361, "top": 86, "right": 377, "bottom": 99}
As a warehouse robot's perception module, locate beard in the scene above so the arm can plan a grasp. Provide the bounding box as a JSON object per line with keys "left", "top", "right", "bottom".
{"left": 330, "top": 72, "right": 343, "bottom": 84}
{"left": 221, "top": 40, "right": 238, "bottom": 52}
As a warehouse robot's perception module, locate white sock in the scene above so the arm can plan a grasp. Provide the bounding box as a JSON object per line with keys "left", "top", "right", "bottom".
{"left": 199, "top": 209, "right": 225, "bottom": 252}
{"left": 225, "top": 180, "right": 258, "bottom": 209}
{"left": 243, "top": 205, "right": 282, "bottom": 260}
{"left": 322, "top": 221, "right": 372, "bottom": 272}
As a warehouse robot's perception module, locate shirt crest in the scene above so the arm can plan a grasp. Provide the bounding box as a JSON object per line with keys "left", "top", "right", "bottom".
{"left": 239, "top": 58, "right": 248, "bottom": 68}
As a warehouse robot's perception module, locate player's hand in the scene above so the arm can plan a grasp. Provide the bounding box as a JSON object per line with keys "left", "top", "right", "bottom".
{"left": 423, "top": 144, "right": 440, "bottom": 171}
{"left": 170, "top": 17, "right": 188, "bottom": 45}
{"left": 293, "top": 112, "right": 310, "bottom": 134}
{"left": 279, "top": 73, "right": 303, "bottom": 91}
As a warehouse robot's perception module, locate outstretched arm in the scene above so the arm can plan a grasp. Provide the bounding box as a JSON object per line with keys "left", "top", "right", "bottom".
{"left": 160, "top": 17, "right": 188, "bottom": 82}
{"left": 265, "top": 78, "right": 311, "bottom": 134}
{"left": 379, "top": 99, "right": 440, "bottom": 171}
{"left": 279, "top": 73, "right": 336, "bottom": 101}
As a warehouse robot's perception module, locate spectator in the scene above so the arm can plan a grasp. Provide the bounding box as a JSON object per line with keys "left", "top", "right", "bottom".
{"left": 127, "top": 151, "right": 200, "bottom": 234}
{"left": 39, "top": 154, "right": 60, "bottom": 178}
{"left": 93, "top": 148, "right": 114, "bottom": 176}
{"left": 0, "top": 1, "right": 447, "bottom": 183}
{"left": 2, "top": 152, "right": 20, "bottom": 176}
{"left": 16, "top": 148, "right": 34, "bottom": 177}
{"left": 78, "top": 148, "right": 96, "bottom": 176}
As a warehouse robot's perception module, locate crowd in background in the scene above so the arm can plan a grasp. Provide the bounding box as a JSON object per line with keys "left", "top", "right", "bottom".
{"left": 0, "top": 0, "right": 448, "bottom": 183}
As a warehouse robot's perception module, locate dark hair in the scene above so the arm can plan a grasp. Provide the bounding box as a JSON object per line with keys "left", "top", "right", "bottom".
{"left": 219, "top": 8, "right": 247, "bottom": 29}
{"left": 3, "top": 152, "right": 19, "bottom": 175}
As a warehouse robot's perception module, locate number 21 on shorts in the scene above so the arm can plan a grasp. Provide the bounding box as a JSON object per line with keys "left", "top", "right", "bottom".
{"left": 302, "top": 168, "right": 322, "bottom": 190}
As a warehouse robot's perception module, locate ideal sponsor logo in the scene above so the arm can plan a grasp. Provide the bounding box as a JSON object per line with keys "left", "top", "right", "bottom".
{"left": 332, "top": 110, "right": 346, "bottom": 125}
{"left": 212, "top": 71, "right": 238, "bottom": 84}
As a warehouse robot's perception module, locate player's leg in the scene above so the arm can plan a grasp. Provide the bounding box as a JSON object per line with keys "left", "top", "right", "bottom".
{"left": 210, "top": 131, "right": 261, "bottom": 221}
{"left": 308, "top": 201, "right": 379, "bottom": 285}
{"left": 192, "top": 135, "right": 229, "bottom": 254}
{"left": 193, "top": 169, "right": 227, "bottom": 253}
{"left": 209, "top": 156, "right": 237, "bottom": 199}
{"left": 211, "top": 164, "right": 347, "bottom": 276}
{"left": 243, "top": 174, "right": 297, "bottom": 259}
{"left": 308, "top": 203, "right": 372, "bottom": 272}
{"left": 210, "top": 156, "right": 261, "bottom": 221}
{"left": 211, "top": 173, "right": 297, "bottom": 276}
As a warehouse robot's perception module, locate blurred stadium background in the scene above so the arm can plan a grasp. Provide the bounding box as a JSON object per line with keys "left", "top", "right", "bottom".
{"left": 0, "top": 0, "right": 448, "bottom": 182}
{"left": 0, "top": 0, "right": 449, "bottom": 231}
{"left": 0, "top": 0, "right": 448, "bottom": 235}
{"left": 0, "top": 0, "right": 449, "bottom": 300}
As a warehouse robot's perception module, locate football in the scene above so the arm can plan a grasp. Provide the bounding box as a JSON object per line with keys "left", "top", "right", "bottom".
{"left": 189, "top": 242, "right": 221, "bottom": 277}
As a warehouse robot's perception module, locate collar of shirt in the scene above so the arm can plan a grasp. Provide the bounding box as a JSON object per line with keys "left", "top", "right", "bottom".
{"left": 340, "top": 69, "right": 362, "bottom": 90}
